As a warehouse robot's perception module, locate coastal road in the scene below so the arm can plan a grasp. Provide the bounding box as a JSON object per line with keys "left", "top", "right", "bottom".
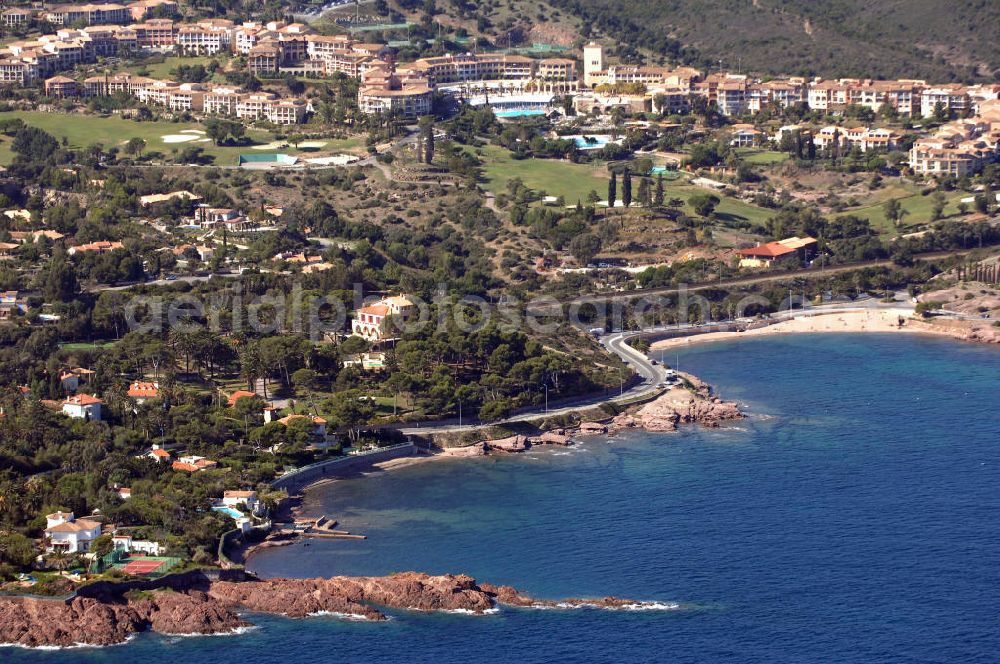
{"left": 396, "top": 301, "right": 917, "bottom": 436}
{"left": 397, "top": 332, "right": 669, "bottom": 435}
{"left": 525, "top": 247, "right": 989, "bottom": 314}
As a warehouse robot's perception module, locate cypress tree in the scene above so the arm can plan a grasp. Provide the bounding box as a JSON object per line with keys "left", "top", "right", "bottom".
{"left": 622, "top": 168, "right": 632, "bottom": 208}
{"left": 608, "top": 172, "right": 617, "bottom": 208}
{"left": 637, "top": 177, "right": 650, "bottom": 206}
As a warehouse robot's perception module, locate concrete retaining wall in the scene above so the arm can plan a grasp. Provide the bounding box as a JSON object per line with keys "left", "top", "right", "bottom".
{"left": 75, "top": 568, "right": 247, "bottom": 600}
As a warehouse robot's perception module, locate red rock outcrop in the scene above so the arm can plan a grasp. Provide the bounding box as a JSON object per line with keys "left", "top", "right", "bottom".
{"left": 531, "top": 430, "right": 574, "bottom": 445}
{"left": 485, "top": 434, "right": 528, "bottom": 453}
{"left": 208, "top": 573, "right": 494, "bottom": 619}
{"left": 0, "top": 590, "right": 245, "bottom": 648}
{"left": 611, "top": 373, "right": 742, "bottom": 433}
{"left": 0, "top": 572, "right": 664, "bottom": 648}
{"left": 442, "top": 441, "right": 488, "bottom": 457}
{"left": 577, "top": 422, "right": 608, "bottom": 435}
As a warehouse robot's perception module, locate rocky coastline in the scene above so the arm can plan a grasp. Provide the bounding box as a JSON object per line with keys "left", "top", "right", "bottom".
{"left": 0, "top": 573, "right": 659, "bottom": 649}
{"left": 445, "top": 370, "right": 743, "bottom": 456}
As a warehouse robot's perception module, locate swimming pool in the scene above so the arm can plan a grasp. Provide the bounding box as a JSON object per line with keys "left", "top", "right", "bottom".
{"left": 212, "top": 506, "right": 244, "bottom": 520}
{"left": 567, "top": 134, "right": 617, "bottom": 150}
{"left": 495, "top": 109, "right": 547, "bottom": 118}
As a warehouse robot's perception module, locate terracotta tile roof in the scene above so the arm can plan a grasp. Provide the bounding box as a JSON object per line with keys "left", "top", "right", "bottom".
{"left": 277, "top": 413, "right": 326, "bottom": 425}
{"left": 127, "top": 381, "right": 159, "bottom": 398}
{"left": 736, "top": 242, "right": 798, "bottom": 258}
{"left": 227, "top": 390, "right": 257, "bottom": 406}
{"left": 356, "top": 304, "right": 390, "bottom": 316}
{"left": 64, "top": 394, "right": 102, "bottom": 406}
{"left": 46, "top": 518, "right": 101, "bottom": 533}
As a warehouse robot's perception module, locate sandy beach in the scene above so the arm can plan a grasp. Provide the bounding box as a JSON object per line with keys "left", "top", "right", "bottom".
{"left": 650, "top": 309, "right": 916, "bottom": 351}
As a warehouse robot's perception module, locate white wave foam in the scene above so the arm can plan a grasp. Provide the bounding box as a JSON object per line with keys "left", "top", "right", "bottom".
{"left": 308, "top": 611, "right": 375, "bottom": 621}
{"left": 162, "top": 625, "right": 259, "bottom": 638}
{"left": 527, "top": 601, "right": 680, "bottom": 612}
{"left": 0, "top": 635, "right": 136, "bottom": 650}
{"left": 440, "top": 607, "right": 500, "bottom": 615}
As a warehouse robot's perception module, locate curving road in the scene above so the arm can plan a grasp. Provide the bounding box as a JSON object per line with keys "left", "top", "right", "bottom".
{"left": 397, "top": 300, "right": 917, "bottom": 435}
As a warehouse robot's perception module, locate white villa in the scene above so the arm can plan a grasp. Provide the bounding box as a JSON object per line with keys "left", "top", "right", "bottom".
{"left": 44, "top": 511, "right": 102, "bottom": 553}
{"left": 222, "top": 490, "right": 260, "bottom": 513}
{"left": 112, "top": 534, "right": 161, "bottom": 556}
{"left": 62, "top": 394, "right": 102, "bottom": 421}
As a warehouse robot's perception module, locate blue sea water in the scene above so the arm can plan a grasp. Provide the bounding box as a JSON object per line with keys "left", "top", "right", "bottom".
{"left": 8, "top": 333, "right": 1000, "bottom": 663}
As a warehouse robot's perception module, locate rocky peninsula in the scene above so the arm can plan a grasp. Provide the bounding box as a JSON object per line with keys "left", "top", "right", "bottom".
{"left": 608, "top": 371, "right": 743, "bottom": 433}
{"left": 442, "top": 370, "right": 744, "bottom": 457}
{"left": 0, "top": 573, "right": 660, "bottom": 649}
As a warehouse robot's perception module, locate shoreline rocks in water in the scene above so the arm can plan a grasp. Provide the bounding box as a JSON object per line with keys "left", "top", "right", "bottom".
{"left": 610, "top": 372, "right": 743, "bottom": 433}
{"left": 440, "top": 370, "right": 742, "bottom": 456}
{"left": 0, "top": 573, "right": 656, "bottom": 648}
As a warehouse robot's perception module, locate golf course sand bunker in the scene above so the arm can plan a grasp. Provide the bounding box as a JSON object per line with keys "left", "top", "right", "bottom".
{"left": 162, "top": 134, "right": 201, "bottom": 143}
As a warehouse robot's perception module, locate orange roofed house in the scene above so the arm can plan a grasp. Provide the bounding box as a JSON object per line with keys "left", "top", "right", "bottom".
{"left": 351, "top": 295, "right": 417, "bottom": 343}
{"left": 127, "top": 380, "right": 160, "bottom": 405}
{"left": 277, "top": 413, "right": 327, "bottom": 438}
{"left": 736, "top": 236, "right": 818, "bottom": 269}
{"left": 62, "top": 394, "right": 102, "bottom": 421}
{"left": 172, "top": 455, "right": 218, "bottom": 472}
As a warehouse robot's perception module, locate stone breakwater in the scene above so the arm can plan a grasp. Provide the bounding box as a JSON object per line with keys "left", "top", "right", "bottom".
{"left": 0, "top": 573, "right": 656, "bottom": 648}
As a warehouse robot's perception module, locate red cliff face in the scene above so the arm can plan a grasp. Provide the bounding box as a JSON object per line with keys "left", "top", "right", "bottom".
{"left": 0, "top": 590, "right": 245, "bottom": 648}
{"left": 209, "top": 573, "right": 495, "bottom": 618}
{"left": 0, "top": 572, "right": 659, "bottom": 648}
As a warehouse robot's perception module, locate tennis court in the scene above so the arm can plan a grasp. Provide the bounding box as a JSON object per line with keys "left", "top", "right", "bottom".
{"left": 120, "top": 558, "right": 166, "bottom": 575}
{"left": 106, "top": 554, "right": 181, "bottom": 577}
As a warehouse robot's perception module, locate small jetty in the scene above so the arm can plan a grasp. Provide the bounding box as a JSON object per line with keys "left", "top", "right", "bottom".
{"left": 274, "top": 515, "right": 367, "bottom": 540}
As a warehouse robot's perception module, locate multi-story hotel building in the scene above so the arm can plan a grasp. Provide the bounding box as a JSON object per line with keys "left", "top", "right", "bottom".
{"left": 358, "top": 69, "right": 433, "bottom": 119}
{"left": 44, "top": 3, "right": 131, "bottom": 26}
{"left": 910, "top": 114, "right": 1000, "bottom": 177}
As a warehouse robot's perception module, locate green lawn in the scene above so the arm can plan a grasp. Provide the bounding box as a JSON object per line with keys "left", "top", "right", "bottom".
{"left": 0, "top": 134, "right": 13, "bottom": 165}
{"left": 0, "top": 111, "right": 293, "bottom": 166}
{"left": 59, "top": 340, "right": 119, "bottom": 351}
{"left": 474, "top": 145, "right": 609, "bottom": 203}
{"left": 837, "top": 188, "right": 971, "bottom": 234}
{"left": 657, "top": 182, "right": 774, "bottom": 228}
{"left": 0, "top": 111, "right": 369, "bottom": 165}
{"left": 125, "top": 56, "right": 228, "bottom": 82}
{"left": 737, "top": 149, "right": 789, "bottom": 166}
{"left": 472, "top": 144, "right": 776, "bottom": 226}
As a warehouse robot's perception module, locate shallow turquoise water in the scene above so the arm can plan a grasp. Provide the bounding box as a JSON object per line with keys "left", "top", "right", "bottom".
{"left": 8, "top": 334, "right": 1000, "bottom": 663}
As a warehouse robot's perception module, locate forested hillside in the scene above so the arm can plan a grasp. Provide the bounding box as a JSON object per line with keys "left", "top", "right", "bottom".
{"left": 547, "top": 0, "right": 1000, "bottom": 82}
